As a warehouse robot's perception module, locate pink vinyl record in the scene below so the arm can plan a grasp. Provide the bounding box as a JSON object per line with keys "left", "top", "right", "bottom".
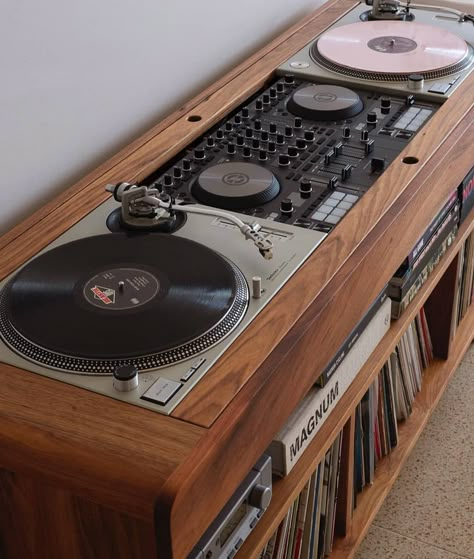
{"left": 316, "top": 21, "right": 469, "bottom": 74}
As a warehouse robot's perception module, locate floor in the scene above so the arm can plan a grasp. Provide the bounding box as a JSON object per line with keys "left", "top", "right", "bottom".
{"left": 355, "top": 343, "right": 474, "bottom": 559}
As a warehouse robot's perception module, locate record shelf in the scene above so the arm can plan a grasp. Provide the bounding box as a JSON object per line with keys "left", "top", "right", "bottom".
{"left": 0, "top": 1, "right": 473, "bottom": 558}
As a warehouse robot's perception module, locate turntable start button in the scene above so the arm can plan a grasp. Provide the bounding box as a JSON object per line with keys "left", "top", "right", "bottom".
{"left": 141, "top": 378, "right": 182, "bottom": 406}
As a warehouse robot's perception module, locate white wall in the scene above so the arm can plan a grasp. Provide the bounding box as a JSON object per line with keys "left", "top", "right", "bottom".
{"left": 0, "top": 0, "right": 324, "bottom": 235}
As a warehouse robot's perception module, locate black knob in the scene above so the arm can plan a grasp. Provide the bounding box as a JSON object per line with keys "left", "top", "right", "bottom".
{"left": 163, "top": 174, "right": 173, "bottom": 187}
{"left": 173, "top": 167, "right": 182, "bottom": 179}
{"left": 254, "top": 119, "right": 262, "bottom": 131}
{"left": 268, "top": 142, "right": 276, "bottom": 153}
{"left": 360, "top": 129, "right": 369, "bottom": 143}
{"left": 279, "top": 154, "right": 290, "bottom": 166}
{"left": 365, "top": 139, "right": 375, "bottom": 154}
{"left": 113, "top": 364, "right": 139, "bottom": 392}
{"left": 243, "top": 146, "right": 252, "bottom": 158}
{"left": 236, "top": 135, "right": 245, "bottom": 146}
{"left": 285, "top": 126, "right": 293, "bottom": 137}
{"left": 269, "top": 122, "right": 278, "bottom": 134}
{"left": 259, "top": 149, "right": 268, "bottom": 161}
{"left": 276, "top": 134, "right": 285, "bottom": 145}
{"left": 182, "top": 159, "right": 192, "bottom": 171}
{"left": 261, "top": 131, "right": 269, "bottom": 142}
{"left": 288, "top": 146, "right": 298, "bottom": 157}
{"left": 227, "top": 143, "right": 236, "bottom": 155}
{"left": 206, "top": 137, "right": 215, "bottom": 147}
{"left": 367, "top": 112, "right": 378, "bottom": 125}
{"left": 342, "top": 126, "right": 351, "bottom": 139}
{"left": 216, "top": 130, "right": 224, "bottom": 139}
{"left": 284, "top": 75, "right": 295, "bottom": 85}
{"left": 296, "top": 138, "right": 307, "bottom": 149}
{"left": 371, "top": 157, "right": 385, "bottom": 172}
{"left": 245, "top": 128, "right": 253, "bottom": 138}
{"left": 269, "top": 88, "right": 278, "bottom": 99}
{"left": 194, "top": 148, "right": 206, "bottom": 160}
{"left": 255, "top": 99, "right": 263, "bottom": 111}
{"left": 241, "top": 107, "right": 250, "bottom": 119}
{"left": 252, "top": 139, "right": 260, "bottom": 150}
{"left": 225, "top": 122, "right": 233, "bottom": 131}
{"left": 328, "top": 176, "right": 338, "bottom": 190}
{"left": 276, "top": 82, "right": 285, "bottom": 93}
{"left": 234, "top": 116, "right": 242, "bottom": 125}
{"left": 304, "top": 130, "right": 315, "bottom": 142}
{"left": 294, "top": 117, "right": 303, "bottom": 129}
{"left": 281, "top": 198, "right": 294, "bottom": 213}
{"left": 341, "top": 165, "right": 352, "bottom": 181}
{"left": 299, "top": 179, "right": 312, "bottom": 197}
{"left": 381, "top": 97, "right": 391, "bottom": 114}
{"left": 262, "top": 94, "right": 271, "bottom": 105}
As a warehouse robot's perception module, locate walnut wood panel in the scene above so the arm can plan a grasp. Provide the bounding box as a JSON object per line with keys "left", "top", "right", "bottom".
{"left": 0, "top": 366, "right": 204, "bottom": 520}
{"left": 0, "top": 0, "right": 358, "bottom": 275}
{"left": 0, "top": 468, "right": 156, "bottom": 559}
{"left": 238, "top": 215, "right": 474, "bottom": 558}
{"left": 173, "top": 75, "right": 474, "bottom": 426}
{"left": 330, "top": 308, "right": 474, "bottom": 559}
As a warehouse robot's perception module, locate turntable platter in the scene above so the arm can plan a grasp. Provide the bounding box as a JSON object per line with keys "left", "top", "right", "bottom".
{"left": 0, "top": 234, "right": 249, "bottom": 373}
{"left": 312, "top": 21, "right": 472, "bottom": 80}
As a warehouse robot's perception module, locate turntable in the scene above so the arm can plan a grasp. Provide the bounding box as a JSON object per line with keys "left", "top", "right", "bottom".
{"left": 278, "top": 1, "right": 474, "bottom": 100}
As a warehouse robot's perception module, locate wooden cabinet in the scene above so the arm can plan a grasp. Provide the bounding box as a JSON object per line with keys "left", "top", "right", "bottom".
{"left": 0, "top": 1, "right": 472, "bottom": 558}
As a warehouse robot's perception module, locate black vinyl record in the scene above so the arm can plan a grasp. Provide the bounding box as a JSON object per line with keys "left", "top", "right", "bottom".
{"left": 0, "top": 234, "right": 248, "bottom": 373}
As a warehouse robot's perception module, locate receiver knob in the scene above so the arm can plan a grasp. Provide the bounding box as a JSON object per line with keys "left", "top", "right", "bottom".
{"left": 113, "top": 365, "right": 139, "bottom": 392}
{"left": 248, "top": 484, "right": 272, "bottom": 509}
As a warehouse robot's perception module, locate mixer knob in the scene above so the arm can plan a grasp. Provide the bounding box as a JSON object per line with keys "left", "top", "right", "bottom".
{"left": 216, "top": 129, "right": 224, "bottom": 139}
{"left": 380, "top": 97, "right": 391, "bottom": 114}
{"left": 261, "top": 131, "right": 269, "bottom": 142}
{"left": 227, "top": 143, "right": 236, "bottom": 155}
{"left": 255, "top": 99, "right": 263, "bottom": 111}
{"left": 328, "top": 176, "right": 338, "bottom": 190}
{"left": 113, "top": 365, "right": 139, "bottom": 393}
{"left": 341, "top": 165, "right": 352, "bottom": 181}
{"left": 367, "top": 112, "right": 378, "bottom": 125}
{"left": 243, "top": 146, "right": 252, "bottom": 158}
{"left": 173, "top": 167, "right": 182, "bottom": 179}
{"left": 276, "top": 134, "right": 285, "bottom": 145}
{"left": 360, "top": 129, "right": 369, "bottom": 143}
{"left": 268, "top": 142, "right": 276, "bottom": 153}
{"left": 296, "top": 138, "right": 307, "bottom": 149}
{"left": 236, "top": 135, "right": 245, "bottom": 146}
{"left": 182, "top": 159, "right": 192, "bottom": 171}
{"left": 304, "top": 130, "right": 315, "bottom": 142}
{"left": 299, "top": 179, "right": 312, "bottom": 198}
{"left": 269, "top": 122, "right": 278, "bottom": 134}
{"left": 342, "top": 126, "right": 351, "bottom": 139}
{"left": 225, "top": 122, "right": 233, "bottom": 131}
{"left": 288, "top": 146, "right": 298, "bottom": 158}
{"left": 234, "top": 115, "right": 242, "bottom": 124}
{"left": 241, "top": 107, "right": 250, "bottom": 119}
{"left": 284, "top": 75, "right": 295, "bottom": 85}
{"left": 365, "top": 139, "right": 375, "bottom": 154}
{"left": 163, "top": 174, "right": 173, "bottom": 187}
{"left": 280, "top": 198, "right": 294, "bottom": 214}
{"left": 262, "top": 94, "right": 271, "bottom": 105}
{"left": 334, "top": 142, "right": 343, "bottom": 156}
{"left": 245, "top": 128, "right": 254, "bottom": 138}
{"left": 194, "top": 148, "right": 206, "bottom": 160}
{"left": 294, "top": 117, "right": 303, "bottom": 129}
{"left": 254, "top": 119, "right": 262, "bottom": 131}
{"left": 408, "top": 73, "right": 424, "bottom": 91}
{"left": 371, "top": 157, "right": 385, "bottom": 172}
{"left": 252, "top": 139, "right": 260, "bottom": 150}
{"left": 276, "top": 83, "right": 285, "bottom": 93}
{"left": 269, "top": 87, "right": 278, "bottom": 99}
{"left": 259, "top": 149, "right": 268, "bottom": 161}
{"left": 279, "top": 154, "right": 290, "bottom": 166}
{"left": 206, "top": 137, "right": 215, "bottom": 147}
{"left": 285, "top": 126, "right": 293, "bottom": 137}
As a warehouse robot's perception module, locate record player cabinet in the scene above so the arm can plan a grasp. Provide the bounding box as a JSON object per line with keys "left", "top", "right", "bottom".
{"left": 0, "top": 1, "right": 473, "bottom": 558}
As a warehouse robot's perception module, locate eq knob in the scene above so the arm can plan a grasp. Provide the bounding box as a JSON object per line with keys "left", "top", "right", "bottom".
{"left": 254, "top": 119, "right": 262, "bottom": 130}
{"left": 280, "top": 198, "right": 294, "bottom": 214}
{"left": 284, "top": 75, "right": 295, "bottom": 85}
{"left": 276, "top": 82, "right": 285, "bottom": 93}
{"left": 206, "top": 137, "right": 215, "bottom": 147}
{"left": 241, "top": 107, "right": 250, "bottom": 119}
{"left": 269, "top": 122, "right": 278, "bottom": 134}
{"left": 285, "top": 126, "right": 293, "bottom": 137}
{"left": 276, "top": 134, "right": 285, "bottom": 145}
{"left": 269, "top": 87, "right": 278, "bottom": 99}
{"left": 236, "top": 135, "right": 245, "bottom": 146}
{"left": 342, "top": 126, "right": 351, "bottom": 139}
{"left": 255, "top": 99, "right": 263, "bottom": 111}
{"left": 216, "top": 129, "right": 224, "bottom": 139}
{"left": 163, "top": 174, "right": 173, "bottom": 188}
{"left": 252, "top": 139, "right": 260, "bottom": 150}
{"left": 262, "top": 94, "right": 271, "bottom": 105}
{"left": 267, "top": 141, "right": 276, "bottom": 153}
{"left": 288, "top": 146, "right": 298, "bottom": 157}
{"left": 299, "top": 179, "right": 312, "bottom": 198}
{"left": 227, "top": 143, "right": 236, "bottom": 155}
{"left": 296, "top": 138, "right": 307, "bottom": 149}
{"left": 225, "top": 122, "right": 233, "bottom": 131}
{"left": 367, "top": 112, "right": 378, "bottom": 125}
{"left": 261, "top": 131, "right": 269, "bottom": 142}
{"left": 279, "top": 154, "right": 290, "bottom": 166}
{"left": 243, "top": 146, "right": 252, "bottom": 158}
{"left": 294, "top": 117, "right": 303, "bottom": 129}
{"left": 234, "top": 115, "right": 242, "bottom": 124}
{"left": 113, "top": 365, "right": 139, "bottom": 392}
{"left": 182, "top": 159, "right": 192, "bottom": 171}
{"left": 173, "top": 167, "right": 182, "bottom": 179}
{"left": 245, "top": 128, "right": 254, "bottom": 138}
{"left": 259, "top": 149, "right": 268, "bottom": 161}
{"left": 381, "top": 97, "right": 391, "bottom": 114}
{"left": 304, "top": 130, "right": 315, "bottom": 142}
{"left": 194, "top": 148, "right": 206, "bottom": 160}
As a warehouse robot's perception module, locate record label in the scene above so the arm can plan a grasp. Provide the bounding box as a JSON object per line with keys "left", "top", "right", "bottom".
{"left": 367, "top": 36, "right": 417, "bottom": 54}
{"left": 83, "top": 268, "right": 159, "bottom": 311}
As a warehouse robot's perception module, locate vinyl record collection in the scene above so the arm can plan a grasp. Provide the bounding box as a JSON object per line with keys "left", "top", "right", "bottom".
{"left": 352, "top": 308, "right": 433, "bottom": 503}
{"left": 451, "top": 230, "right": 474, "bottom": 338}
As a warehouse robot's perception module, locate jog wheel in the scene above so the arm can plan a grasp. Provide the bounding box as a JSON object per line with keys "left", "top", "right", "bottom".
{"left": 287, "top": 84, "right": 363, "bottom": 121}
